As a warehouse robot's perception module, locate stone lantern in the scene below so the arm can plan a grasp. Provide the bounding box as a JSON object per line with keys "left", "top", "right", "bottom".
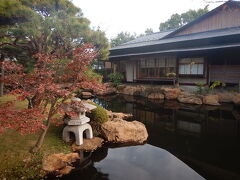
{"left": 62, "top": 98, "right": 96, "bottom": 145}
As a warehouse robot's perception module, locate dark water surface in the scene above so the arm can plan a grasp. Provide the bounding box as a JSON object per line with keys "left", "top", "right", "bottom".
{"left": 55, "top": 95, "right": 240, "bottom": 180}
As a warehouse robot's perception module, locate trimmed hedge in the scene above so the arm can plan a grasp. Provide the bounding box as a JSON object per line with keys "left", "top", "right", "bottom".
{"left": 86, "top": 102, "right": 108, "bottom": 136}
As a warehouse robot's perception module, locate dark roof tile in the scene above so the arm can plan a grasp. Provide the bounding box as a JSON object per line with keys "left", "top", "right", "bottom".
{"left": 110, "top": 26, "right": 240, "bottom": 51}
{"left": 111, "top": 29, "right": 175, "bottom": 50}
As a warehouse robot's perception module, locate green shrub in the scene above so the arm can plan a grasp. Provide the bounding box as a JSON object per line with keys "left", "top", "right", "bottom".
{"left": 86, "top": 102, "right": 108, "bottom": 136}
{"left": 195, "top": 82, "right": 205, "bottom": 94}
{"left": 108, "top": 72, "right": 124, "bottom": 87}
{"left": 85, "top": 70, "right": 103, "bottom": 82}
{"left": 210, "top": 81, "right": 225, "bottom": 92}
{"left": 74, "top": 88, "right": 83, "bottom": 97}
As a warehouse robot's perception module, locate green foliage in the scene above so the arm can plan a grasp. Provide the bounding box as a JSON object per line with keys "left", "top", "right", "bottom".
{"left": 145, "top": 28, "right": 154, "bottom": 35}
{"left": 210, "top": 81, "right": 226, "bottom": 92}
{"left": 159, "top": 7, "right": 209, "bottom": 31}
{"left": 196, "top": 82, "right": 205, "bottom": 94}
{"left": 87, "top": 102, "right": 108, "bottom": 124}
{"left": 0, "top": 124, "right": 71, "bottom": 179}
{"left": 110, "top": 31, "right": 136, "bottom": 47}
{"left": 0, "top": 0, "right": 34, "bottom": 23}
{"left": 166, "top": 72, "right": 176, "bottom": 77}
{"left": 86, "top": 102, "right": 108, "bottom": 136}
{"left": 108, "top": 72, "right": 124, "bottom": 87}
{"left": 86, "top": 28, "right": 110, "bottom": 60}
{"left": 73, "top": 88, "right": 83, "bottom": 98}
{"left": 0, "top": 95, "right": 72, "bottom": 178}
{"left": 85, "top": 69, "right": 103, "bottom": 83}
{"left": 0, "top": 0, "right": 109, "bottom": 70}
{"left": 160, "top": 13, "right": 182, "bottom": 31}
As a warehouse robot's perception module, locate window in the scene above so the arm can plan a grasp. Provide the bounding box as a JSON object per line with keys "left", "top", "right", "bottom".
{"left": 179, "top": 58, "right": 204, "bottom": 75}
{"left": 156, "top": 57, "right": 165, "bottom": 67}
{"left": 140, "top": 59, "right": 146, "bottom": 68}
{"left": 146, "top": 59, "right": 155, "bottom": 68}
{"left": 138, "top": 56, "right": 176, "bottom": 78}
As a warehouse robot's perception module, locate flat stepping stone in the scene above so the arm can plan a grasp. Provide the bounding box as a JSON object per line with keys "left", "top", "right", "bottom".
{"left": 72, "top": 137, "right": 104, "bottom": 152}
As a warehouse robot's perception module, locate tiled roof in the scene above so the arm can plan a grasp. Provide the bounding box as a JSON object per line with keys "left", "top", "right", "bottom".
{"left": 110, "top": 26, "right": 240, "bottom": 53}
{"left": 111, "top": 29, "right": 175, "bottom": 50}
{"left": 110, "top": 42, "right": 240, "bottom": 59}
{"left": 110, "top": 1, "right": 240, "bottom": 53}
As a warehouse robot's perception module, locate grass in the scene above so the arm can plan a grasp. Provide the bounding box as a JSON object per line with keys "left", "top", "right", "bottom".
{"left": 0, "top": 95, "right": 71, "bottom": 180}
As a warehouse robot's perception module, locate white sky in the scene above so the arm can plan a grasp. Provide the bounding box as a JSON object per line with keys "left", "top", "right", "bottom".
{"left": 72, "top": 0, "right": 223, "bottom": 39}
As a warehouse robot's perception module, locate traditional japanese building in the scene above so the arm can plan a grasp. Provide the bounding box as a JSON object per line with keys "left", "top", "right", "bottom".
{"left": 109, "top": 0, "right": 240, "bottom": 86}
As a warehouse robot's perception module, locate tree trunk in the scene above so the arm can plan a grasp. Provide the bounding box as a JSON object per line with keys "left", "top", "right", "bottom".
{"left": 30, "top": 103, "right": 56, "bottom": 153}
{"left": 27, "top": 95, "right": 42, "bottom": 109}
{"left": 30, "top": 110, "right": 53, "bottom": 153}
{"left": 30, "top": 126, "right": 49, "bottom": 153}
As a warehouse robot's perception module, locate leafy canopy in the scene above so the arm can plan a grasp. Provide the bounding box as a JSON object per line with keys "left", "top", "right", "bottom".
{"left": 0, "top": 0, "right": 109, "bottom": 71}
{"left": 0, "top": 44, "right": 104, "bottom": 151}
{"left": 110, "top": 31, "right": 137, "bottom": 47}
{"left": 145, "top": 28, "right": 154, "bottom": 35}
{"left": 159, "top": 7, "right": 209, "bottom": 31}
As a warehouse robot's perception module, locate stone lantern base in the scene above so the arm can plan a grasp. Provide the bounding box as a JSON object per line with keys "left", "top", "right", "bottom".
{"left": 63, "top": 123, "right": 93, "bottom": 145}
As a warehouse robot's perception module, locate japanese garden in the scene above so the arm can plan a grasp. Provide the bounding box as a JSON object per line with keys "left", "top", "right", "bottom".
{"left": 0, "top": 0, "right": 240, "bottom": 180}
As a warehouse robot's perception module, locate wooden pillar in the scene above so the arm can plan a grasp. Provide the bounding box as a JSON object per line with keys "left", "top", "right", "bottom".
{"left": 176, "top": 57, "right": 179, "bottom": 85}
{"left": 206, "top": 56, "right": 210, "bottom": 86}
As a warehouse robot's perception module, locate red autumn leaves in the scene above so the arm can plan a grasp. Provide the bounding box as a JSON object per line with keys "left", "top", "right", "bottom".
{"left": 0, "top": 43, "right": 103, "bottom": 134}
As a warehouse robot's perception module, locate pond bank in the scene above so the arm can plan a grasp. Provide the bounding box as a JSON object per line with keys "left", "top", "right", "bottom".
{"left": 42, "top": 109, "right": 148, "bottom": 177}
{"left": 92, "top": 94, "right": 240, "bottom": 180}
{"left": 82, "top": 83, "right": 240, "bottom": 106}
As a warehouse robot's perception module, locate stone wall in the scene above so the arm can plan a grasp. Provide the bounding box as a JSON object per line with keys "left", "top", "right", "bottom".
{"left": 114, "top": 84, "right": 240, "bottom": 106}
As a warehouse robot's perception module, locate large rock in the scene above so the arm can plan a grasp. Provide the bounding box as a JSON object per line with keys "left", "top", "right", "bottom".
{"left": 116, "top": 84, "right": 127, "bottom": 91}
{"left": 118, "top": 85, "right": 147, "bottom": 96}
{"left": 112, "top": 112, "right": 133, "bottom": 120}
{"left": 96, "top": 87, "right": 117, "bottom": 96}
{"left": 177, "top": 93, "right": 202, "bottom": 105}
{"left": 217, "top": 93, "right": 234, "bottom": 103}
{"left": 81, "top": 91, "right": 93, "bottom": 98}
{"left": 59, "top": 166, "right": 75, "bottom": 175}
{"left": 118, "top": 85, "right": 138, "bottom": 96}
{"left": 203, "top": 95, "right": 220, "bottom": 106}
{"left": 162, "top": 88, "right": 181, "bottom": 100}
{"left": 101, "top": 119, "right": 148, "bottom": 144}
{"left": 233, "top": 94, "right": 240, "bottom": 105}
{"left": 42, "top": 153, "right": 80, "bottom": 172}
{"left": 147, "top": 93, "right": 164, "bottom": 100}
{"left": 106, "top": 110, "right": 113, "bottom": 120}
{"left": 72, "top": 137, "right": 104, "bottom": 152}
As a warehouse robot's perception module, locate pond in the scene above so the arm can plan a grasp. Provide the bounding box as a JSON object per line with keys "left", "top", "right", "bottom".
{"left": 53, "top": 94, "right": 240, "bottom": 180}
{"left": 57, "top": 144, "right": 204, "bottom": 180}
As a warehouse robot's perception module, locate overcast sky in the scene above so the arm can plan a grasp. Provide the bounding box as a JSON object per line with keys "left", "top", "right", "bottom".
{"left": 72, "top": 0, "right": 223, "bottom": 39}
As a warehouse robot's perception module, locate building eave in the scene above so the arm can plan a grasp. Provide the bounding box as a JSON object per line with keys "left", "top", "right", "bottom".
{"left": 109, "top": 42, "right": 240, "bottom": 60}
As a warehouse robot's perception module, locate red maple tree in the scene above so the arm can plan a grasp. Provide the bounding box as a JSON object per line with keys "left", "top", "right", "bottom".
{"left": 0, "top": 43, "right": 103, "bottom": 152}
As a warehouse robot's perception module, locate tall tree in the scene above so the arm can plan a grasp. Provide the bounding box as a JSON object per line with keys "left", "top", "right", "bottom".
{"left": 0, "top": 0, "right": 109, "bottom": 70}
{"left": 110, "top": 32, "right": 137, "bottom": 47}
{"left": 0, "top": 0, "right": 33, "bottom": 96}
{"left": 159, "top": 7, "right": 209, "bottom": 31}
{"left": 0, "top": 44, "right": 103, "bottom": 152}
{"left": 0, "top": 0, "right": 109, "bottom": 96}
{"left": 145, "top": 28, "right": 154, "bottom": 35}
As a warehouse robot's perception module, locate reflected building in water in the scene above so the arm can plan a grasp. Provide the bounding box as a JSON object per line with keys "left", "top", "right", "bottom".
{"left": 94, "top": 95, "right": 240, "bottom": 180}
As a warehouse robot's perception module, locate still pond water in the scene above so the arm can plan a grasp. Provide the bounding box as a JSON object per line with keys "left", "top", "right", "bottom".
{"left": 56, "top": 95, "right": 240, "bottom": 180}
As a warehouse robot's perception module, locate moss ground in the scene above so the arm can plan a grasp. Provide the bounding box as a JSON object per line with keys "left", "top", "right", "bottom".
{"left": 0, "top": 95, "right": 71, "bottom": 180}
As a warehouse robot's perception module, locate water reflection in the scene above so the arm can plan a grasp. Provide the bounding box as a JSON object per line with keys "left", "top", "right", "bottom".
{"left": 95, "top": 145, "right": 204, "bottom": 180}
{"left": 94, "top": 95, "right": 240, "bottom": 180}
{"left": 53, "top": 145, "right": 204, "bottom": 180}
